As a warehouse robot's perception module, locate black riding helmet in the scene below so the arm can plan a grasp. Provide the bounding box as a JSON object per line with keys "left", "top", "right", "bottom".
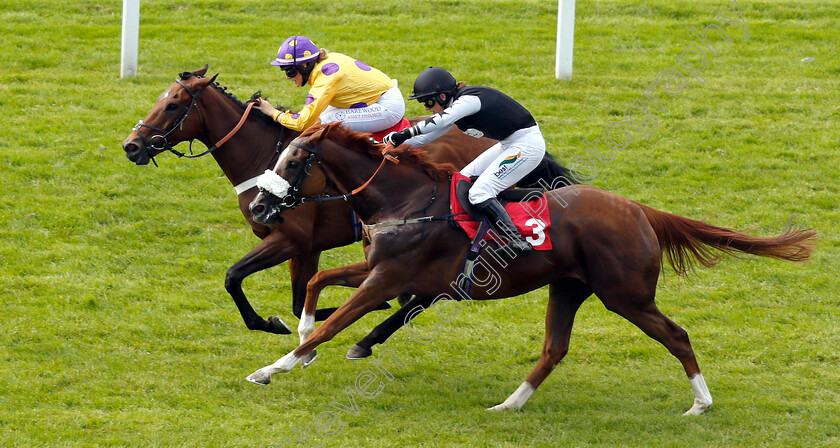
{"left": 408, "top": 67, "right": 457, "bottom": 108}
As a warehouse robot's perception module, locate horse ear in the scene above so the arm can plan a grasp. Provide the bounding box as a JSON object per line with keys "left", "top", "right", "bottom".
{"left": 193, "top": 73, "right": 218, "bottom": 91}
{"left": 315, "top": 120, "right": 329, "bottom": 140}
{"left": 180, "top": 64, "right": 209, "bottom": 80}
{"left": 301, "top": 121, "right": 326, "bottom": 141}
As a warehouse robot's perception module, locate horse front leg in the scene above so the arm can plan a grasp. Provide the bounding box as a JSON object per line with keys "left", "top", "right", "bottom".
{"left": 297, "top": 261, "right": 372, "bottom": 367}
{"left": 225, "top": 232, "right": 301, "bottom": 335}
{"left": 246, "top": 270, "right": 400, "bottom": 385}
{"left": 288, "top": 252, "right": 320, "bottom": 319}
{"left": 296, "top": 258, "right": 391, "bottom": 322}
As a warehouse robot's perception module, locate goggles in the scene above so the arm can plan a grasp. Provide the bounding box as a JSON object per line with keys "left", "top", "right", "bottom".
{"left": 282, "top": 66, "right": 299, "bottom": 78}
{"left": 418, "top": 95, "right": 437, "bottom": 109}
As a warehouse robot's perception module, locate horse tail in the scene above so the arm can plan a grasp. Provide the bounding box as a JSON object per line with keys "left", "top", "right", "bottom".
{"left": 518, "top": 152, "right": 582, "bottom": 188}
{"left": 542, "top": 152, "right": 582, "bottom": 185}
{"left": 637, "top": 203, "right": 817, "bottom": 275}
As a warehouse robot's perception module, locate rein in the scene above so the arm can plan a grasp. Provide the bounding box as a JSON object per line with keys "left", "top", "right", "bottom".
{"left": 282, "top": 140, "right": 401, "bottom": 206}
{"left": 276, "top": 142, "right": 459, "bottom": 230}
{"left": 210, "top": 101, "right": 257, "bottom": 149}
{"left": 361, "top": 173, "right": 468, "bottom": 231}
{"left": 350, "top": 149, "right": 400, "bottom": 195}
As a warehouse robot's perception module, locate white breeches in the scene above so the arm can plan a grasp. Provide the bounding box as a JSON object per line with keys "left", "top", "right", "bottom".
{"left": 460, "top": 125, "right": 546, "bottom": 204}
{"left": 319, "top": 84, "right": 405, "bottom": 134}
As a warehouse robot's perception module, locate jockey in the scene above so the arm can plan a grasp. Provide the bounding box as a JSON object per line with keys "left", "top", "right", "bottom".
{"left": 256, "top": 35, "right": 405, "bottom": 134}
{"left": 384, "top": 67, "right": 546, "bottom": 256}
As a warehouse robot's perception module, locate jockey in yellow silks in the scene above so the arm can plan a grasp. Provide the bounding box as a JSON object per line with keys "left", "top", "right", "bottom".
{"left": 256, "top": 35, "right": 405, "bottom": 134}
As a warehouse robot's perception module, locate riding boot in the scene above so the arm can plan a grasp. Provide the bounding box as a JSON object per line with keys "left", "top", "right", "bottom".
{"left": 476, "top": 198, "right": 532, "bottom": 257}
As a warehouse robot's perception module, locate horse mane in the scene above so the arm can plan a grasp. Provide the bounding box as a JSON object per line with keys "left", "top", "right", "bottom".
{"left": 178, "top": 70, "right": 286, "bottom": 128}
{"left": 303, "top": 123, "right": 458, "bottom": 178}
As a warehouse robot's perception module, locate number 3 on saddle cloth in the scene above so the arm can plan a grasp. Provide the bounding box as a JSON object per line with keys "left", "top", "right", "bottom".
{"left": 450, "top": 172, "right": 553, "bottom": 251}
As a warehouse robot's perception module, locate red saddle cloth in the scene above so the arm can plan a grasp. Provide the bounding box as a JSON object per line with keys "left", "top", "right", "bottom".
{"left": 371, "top": 118, "right": 411, "bottom": 142}
{"left": 449, "top": 173, "right": 552, "bottom": 250}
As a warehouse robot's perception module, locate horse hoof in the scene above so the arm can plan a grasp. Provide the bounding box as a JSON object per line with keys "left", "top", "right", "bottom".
{"left": 683, "top": 399, "right": 712, "bottom": 416}
{"left": 486, "top": 403, "right": 510, "bottom": 411}
{"left": 397, "top": 293, "right": 413, "bottom": 307}
{"left": 267, "top": 316, "right": 292, "bottom": 335}
{"left": 302, "top": 350, "right": 318, "bottom": 368}
{"left": 486, "top": 402, "right": 519, "bottom": 411}
{"left": 374, "top": 301, "right": 392, "bottom": 311}
{"left": 246, "top": 370, "right": 271, "bottom": 385}
{"left": 346, "top": 344, "right": 372, "bottom": 360}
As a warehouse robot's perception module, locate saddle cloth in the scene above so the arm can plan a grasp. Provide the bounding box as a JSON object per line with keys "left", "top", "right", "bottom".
{"left": 371, "top": 117, "right": 411, "bottom": 142}
{"left": 450, "top": 173, "right": 552, "bottom": 250}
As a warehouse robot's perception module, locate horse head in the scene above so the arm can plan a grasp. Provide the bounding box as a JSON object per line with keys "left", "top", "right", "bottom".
{"left": 249, "top": 123, "right": 439, "bottom": 226}
{"left": 249, "top": 125, "right": 344, "bottom": 225}
{"left": 122, "top": 65, "right": 219, "bottom": 165}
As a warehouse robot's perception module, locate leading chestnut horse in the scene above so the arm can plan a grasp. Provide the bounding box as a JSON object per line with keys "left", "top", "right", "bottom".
{"left": 245, "top": 123, "right": 816, "bottom": 415}
{"left": 121, "top": 66, "right": 507, "bottom": 337}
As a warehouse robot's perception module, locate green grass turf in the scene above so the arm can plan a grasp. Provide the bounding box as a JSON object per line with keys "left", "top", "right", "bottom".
{"left": 1, "top": 0, "right": 838, "bottom": 446}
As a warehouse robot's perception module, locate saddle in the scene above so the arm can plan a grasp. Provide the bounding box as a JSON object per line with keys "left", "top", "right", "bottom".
{"left": 371, "top": 118, "right": 411, "bottom": 142}
{"left": 450, "top": 173, "right": 552, "bottom": 250}
{"left": 449, "top": 173, "right": 553, "bottom": 294}
{"left": 454, "top": 176, "right": 544, "bottom": 220}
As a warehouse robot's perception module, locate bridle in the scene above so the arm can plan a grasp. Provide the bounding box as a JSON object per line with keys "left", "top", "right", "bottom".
{"left": 132, "top": 77, "right": 256, "bottom": 166}
{"left": 260, "top": 136, "right": 452, "bottom": 232}
{"left": 266, "top": 138, "right": 400, "bottom": 209}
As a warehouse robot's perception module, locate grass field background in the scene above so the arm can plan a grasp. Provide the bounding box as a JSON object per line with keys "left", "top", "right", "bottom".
{"left": 1, "top": 0, "right": 838, "bottom": 446}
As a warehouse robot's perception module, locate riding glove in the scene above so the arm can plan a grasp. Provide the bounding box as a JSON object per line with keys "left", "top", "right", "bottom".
{"left": 383, "top": 129, "right": 412, "bottom": 147}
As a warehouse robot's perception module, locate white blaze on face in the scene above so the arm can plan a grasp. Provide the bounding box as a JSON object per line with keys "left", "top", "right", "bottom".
{"left": 275, "top": 143, "right": 294, "bottom": 169}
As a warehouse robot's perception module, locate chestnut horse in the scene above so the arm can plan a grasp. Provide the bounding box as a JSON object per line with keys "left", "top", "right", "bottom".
{"left": 245, "top": 123, "right": 816, "bottom": 415}
{"left": 121, "top": 66, "right": 506, "bottom": 337}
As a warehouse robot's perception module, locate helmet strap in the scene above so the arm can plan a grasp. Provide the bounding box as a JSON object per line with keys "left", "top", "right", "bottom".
{"left": 288, "top": 36, "right": 315, "bottom": 85}
{"left": 298, "top": 61, "right": 316, "bottom": 85}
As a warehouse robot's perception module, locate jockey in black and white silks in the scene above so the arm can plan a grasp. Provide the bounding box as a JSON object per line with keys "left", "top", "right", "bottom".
{"left": 385, "top": 67, "right": 546, "bottom": 256}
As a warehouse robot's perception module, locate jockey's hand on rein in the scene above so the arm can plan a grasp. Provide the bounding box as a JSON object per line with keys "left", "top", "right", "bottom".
{"left": 255, "top": 98, "right": 274, "bottom": 114}
{"left": 383, "top": 129, "right": 411, "bottom": 147}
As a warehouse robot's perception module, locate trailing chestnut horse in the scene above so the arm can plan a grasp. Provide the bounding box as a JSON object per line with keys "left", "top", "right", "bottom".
{"left": 120, "top": 65, "right": 507, "bottom": 336}
{"left": 245, "top": 123, "right": 816, "bottom": 415}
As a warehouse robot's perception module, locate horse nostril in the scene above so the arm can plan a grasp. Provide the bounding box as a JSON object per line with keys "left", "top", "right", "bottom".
{"left": 251, "top": 203, "right": 265, "bottom": 215}
{"left": 123, "top": 142, "right": 139, "bottom": 153}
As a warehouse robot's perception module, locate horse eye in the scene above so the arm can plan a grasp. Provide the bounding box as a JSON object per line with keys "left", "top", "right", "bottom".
{"left": 288, "top": 160, "right": 300, "bottom": 169}
{"left": 165, "top": 103, "right": 179, "bottom": 112}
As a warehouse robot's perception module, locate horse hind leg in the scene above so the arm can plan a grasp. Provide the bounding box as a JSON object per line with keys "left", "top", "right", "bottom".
{"left": 488, "top": 279, "right": 590, "bottom": 411}
{"left": 602, "top": 296, "right": 712, "bottom": 415}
